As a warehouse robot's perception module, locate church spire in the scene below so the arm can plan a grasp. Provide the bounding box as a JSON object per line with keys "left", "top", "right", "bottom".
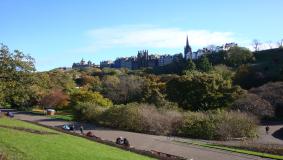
{"left": 186, "top": 35, "right": 189, "bottom": 46}
{"left": 184, "top": 35, "right": 192, "bottom": 60}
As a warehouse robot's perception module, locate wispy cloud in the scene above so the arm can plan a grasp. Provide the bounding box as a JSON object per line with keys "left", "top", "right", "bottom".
{"left": 77, "top": 25, "right": 238, "bottom": 53}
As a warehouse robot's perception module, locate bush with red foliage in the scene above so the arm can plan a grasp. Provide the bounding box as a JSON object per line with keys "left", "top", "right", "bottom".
{"left": 40, "top": 89, "right": 69, "bottom": 109}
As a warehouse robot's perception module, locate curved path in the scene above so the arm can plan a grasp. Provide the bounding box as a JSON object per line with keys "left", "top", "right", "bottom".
{"left": 256, "top": 123, "right": 283, "bottom": 145}
{"left": 13, "top": 112, "right": 275, "bottom": 160}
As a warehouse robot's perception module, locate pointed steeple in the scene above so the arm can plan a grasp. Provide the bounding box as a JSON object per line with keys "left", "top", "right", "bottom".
{"left": 184, "top": 35, "right": 192, "bottom": 60}
{"left": 186, "top": 35, "right": 189, "bottom": 46}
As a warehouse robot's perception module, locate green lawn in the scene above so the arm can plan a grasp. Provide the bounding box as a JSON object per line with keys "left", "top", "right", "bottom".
{"left": 177, "top": 140, "right": 283, "bottom": 160}
{"left": 49, "top": 114, "right": 74, "bottom": 121}
{"left": 31, "top": 109, "right": 75, "bottom": 121}
{"left": 0, "top": 117, "right": 154, "bottom": 160}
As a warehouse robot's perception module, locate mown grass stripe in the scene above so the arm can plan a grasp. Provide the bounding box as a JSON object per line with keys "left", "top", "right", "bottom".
{"left": 182, "top": 140, "right": 283, "bottom": 160}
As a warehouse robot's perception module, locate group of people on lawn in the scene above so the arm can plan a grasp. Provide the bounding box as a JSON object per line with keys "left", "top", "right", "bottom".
{"left": 62, "top": 123, "right": 130, "bottom": 147}
{"left": 62, "top": 123, "right": 84, "bottom": 134}
{"left": 0, "top": 110, "right": 14, "bottom": 118}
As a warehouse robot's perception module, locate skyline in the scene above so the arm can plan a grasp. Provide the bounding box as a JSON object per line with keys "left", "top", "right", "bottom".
{"left": 1, "top": 0, "right": 283, "bottom": 71}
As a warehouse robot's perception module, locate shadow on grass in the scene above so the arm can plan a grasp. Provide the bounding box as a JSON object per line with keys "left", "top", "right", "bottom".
{"left": 272, "top": 127, "right": 283, "bottom": 140}
{"left": 0, "top": 125, "right": 58, "bottom": 135}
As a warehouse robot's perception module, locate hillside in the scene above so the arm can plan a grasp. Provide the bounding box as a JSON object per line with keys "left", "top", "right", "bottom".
{"left": 0, "top": 117, "right": 153, "bottom": 160}
{"left": 253, "top": 48, "right": 283, "bottom": 81}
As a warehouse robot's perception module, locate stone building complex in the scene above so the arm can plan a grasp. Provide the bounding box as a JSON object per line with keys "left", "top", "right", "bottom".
{"left": 71, "top": 36, "right": 237, "bottom": 70}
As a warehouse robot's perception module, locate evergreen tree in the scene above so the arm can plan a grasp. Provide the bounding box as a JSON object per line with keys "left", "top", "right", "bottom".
{"left": 187, "top": 60, "right": 196, "bottom": 71}
{"left": 197, "top": 56, "right": 212, "bottom": 72}
{"left": 183, "top": 59, "right": 196, "bottom": 75}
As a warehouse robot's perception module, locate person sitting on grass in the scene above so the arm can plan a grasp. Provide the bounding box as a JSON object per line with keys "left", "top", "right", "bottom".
{"left": 69, "top": 123, "right": 75, "bottom": 131}
{"left": 116, "top": 137, "right": 124, "bottom": 145}
{"left": 62, "top": 124, "right": 70, "bottom": 130}
{"left": 115, "top": 137, "right": 130, "bottom": 147}
{"left": 7, "top": 112, "right": 14, "bottom": 118}
{"left": 123, "top": 138, "right": 130, "bottom": 147}
{"left": 86, "top": 131, "right": 99, "bottom": 138}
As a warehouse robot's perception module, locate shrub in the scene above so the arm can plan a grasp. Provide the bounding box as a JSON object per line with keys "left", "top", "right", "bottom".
{"left": 74, "top": 103, "right": 258, "bottom": 140}
{"left": 179, "top": 110, "right": 258, "bottom": 140}
{"left": 73, "top": 102, "right": 107, "bottom": 122}
{"left": 138, "top": 106, "right": 183, "bottom": 135}
{"left": 231, "top": 93, "right": 274, "bottom": 118}
{"left": 250, "top": 82, "right": 283, "bottom": 118}
{"left": 215, "top": 111, "right": 258, "bottom": 140}
{"left": 101, "top": 103, "right": 183, "bottom": 135}
{"left": 101, "top": 103, "right": 141, "bottom": 131}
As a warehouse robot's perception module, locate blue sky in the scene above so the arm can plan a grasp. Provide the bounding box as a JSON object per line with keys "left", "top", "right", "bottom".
{"left": 1, "top": 0, "right": 283, "bottom": 71}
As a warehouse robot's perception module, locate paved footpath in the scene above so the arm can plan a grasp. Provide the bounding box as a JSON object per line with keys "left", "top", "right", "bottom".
{"left": 14, "top": 112, "right": 274, "bottom": 160}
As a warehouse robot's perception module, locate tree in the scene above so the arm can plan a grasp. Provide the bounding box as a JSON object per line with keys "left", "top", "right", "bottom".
{"left": 102, "top": 75, "right": 145, "bottom": 104}
{"left": 197, "top": 56, "right": 212, "bottom": 72}
{"left": 48, "top": 71, "right": 76, "bottom": 92}
{"left": 39, "top": 89, "right": 69, "bottom": 109}
{"left": 212, "top": 65, "right": 235, "bottom": 81}
{"left": 267, "top": 41, "right": 273, "bottom": 49}
{"left": 233, "top": 64, "right": 266, "bottom": 89}
{"left": 141, "top": 77, "right": 175, "bottom": 108}
{"left": 277, "top": 39, "right": 283, "bottom": 48}
{"left": 0, "top": 44, "right": 36, "bottom": 109}
{"left": 252, "top": 39, "right": 261, "bottom": 51}
{"left": 70, "top": 89, "right": 112, "bottom": 107}
{"left": 166, "top": 71, "right": 244, "bottom": 111}
{"left": 231, "top": 93, "right": 274, "bottom": 118}
{"left": 185, "top": 59, "right": 196, "bottom": 71}
{"left": 225, "top": 46, "right": 254, "bottom": 67}
{"left": 75, "top": 74, "right": 102, "bottom": 92}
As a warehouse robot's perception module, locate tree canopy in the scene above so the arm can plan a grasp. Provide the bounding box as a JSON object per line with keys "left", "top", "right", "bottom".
{"left": 0, "top": 44, "right": 36, "bottom": 108}
{"left": 166, "top": 71, "right": 244, "bottom": 111}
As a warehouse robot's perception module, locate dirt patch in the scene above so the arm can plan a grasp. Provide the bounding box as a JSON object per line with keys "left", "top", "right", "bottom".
{"left": 0, "top": 125, "right": 58, "bottom": 135}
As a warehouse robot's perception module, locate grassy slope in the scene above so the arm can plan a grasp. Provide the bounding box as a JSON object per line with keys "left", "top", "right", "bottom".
{"left": 175, "top": 140, "right": 283, "bottom": 160}
{"left": 0, "top": 118, "right": 154, "bottom": 160}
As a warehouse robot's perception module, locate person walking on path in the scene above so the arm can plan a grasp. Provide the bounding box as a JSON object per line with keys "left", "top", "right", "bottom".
{"left": 72, "top": 123, "right": 75, "bottom": 132}
{"left": 265, "top": 125, "right": 270, "bottom": 135}
{"left": 80, "top": 125, "right": 84, "bottom": 135}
